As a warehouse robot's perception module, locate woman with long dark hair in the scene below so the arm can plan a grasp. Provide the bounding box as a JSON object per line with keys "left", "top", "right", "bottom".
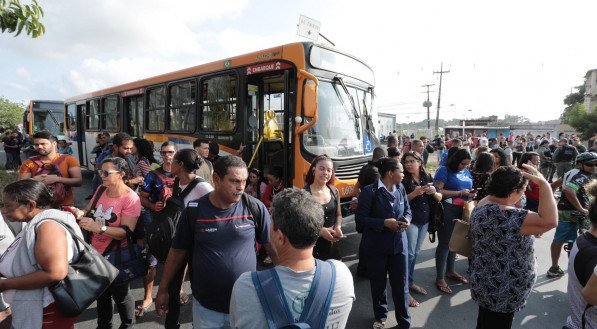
{"left": 133, "top": 138, "right": 159, "bottom": 177}
{"left": 472, "top": 152, "right": 495, "bottom": 202}
{"left": 356, "top": 157, "right": 411, "bottom": 329}
{"left": 400, "top": 151, "right": 442, "bottom": 307}
{"left": 0, "top": 179, "right": 84, "bottom": 328}
{"left": 517, "top": 152, "right": 541, "bottom": 212}
{"left": 434, "top": 148, "right": 475, "bottom": 294}
{"left": 304, "top": 154, "right": 342, "bottom": 260}
{"left": 245, "top": 168, "right": 267, "bottom": 200}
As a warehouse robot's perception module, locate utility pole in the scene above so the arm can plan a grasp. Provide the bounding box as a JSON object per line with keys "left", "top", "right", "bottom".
{"left": 433, "top": 63, "right": 450, "bottom": 135}
{"left": 421, "top": 84, "right": 435, "bottom": 130}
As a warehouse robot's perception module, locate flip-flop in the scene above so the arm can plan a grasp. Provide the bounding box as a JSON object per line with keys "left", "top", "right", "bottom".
{"left": 446, "top": 273, "right": 469, "bottom": 284}
{"left": 134, "top": 302, "right": 152, "bottom": 317}
{"left": 409, "top": 284, "right": 428, "bottom": 295}
{"left": 436, "top": 283, "right": 453, "bottom": 294}
{"left": 180, "top": 292, "right": 190, "bottom": 305}
{"left": 408, "top": 294, "right": 420, "bottom": 307}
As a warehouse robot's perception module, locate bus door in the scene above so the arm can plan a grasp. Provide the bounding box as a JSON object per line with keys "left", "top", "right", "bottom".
{"left": 244, "top": 68, "right": 293, "bottom": 183}
{"left": 123, "top": 95, "right": 144, "bottom": 138}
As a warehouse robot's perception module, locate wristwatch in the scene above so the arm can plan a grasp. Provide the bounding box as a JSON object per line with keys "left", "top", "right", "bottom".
{"left": 99, "top": 225, "right": 108, "bottom": 234}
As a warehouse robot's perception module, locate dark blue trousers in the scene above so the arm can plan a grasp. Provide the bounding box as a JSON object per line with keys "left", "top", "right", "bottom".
{"left": 366, "top": 236, "right": 411, "bottom": 329}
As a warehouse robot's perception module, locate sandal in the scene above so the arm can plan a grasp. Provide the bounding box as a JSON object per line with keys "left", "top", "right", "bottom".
{"left": 446, "top": 272, "right": 469, "bottom": 284}
{"left": 436, "top": 282, "right": 453, "bottom": 294}
{"left": 179, "top": 292, "right": 190, "bottom": 305}
{"left": 134, "top": 302, "right": 153, "bottom": 317}
{"left": 409, "top": 284, "right": 428, "bottom": 295}
{"left": 408, "top": 294, "right": 420, "bottom": 307}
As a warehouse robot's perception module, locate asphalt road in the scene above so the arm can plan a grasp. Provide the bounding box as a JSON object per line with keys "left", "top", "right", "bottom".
{"left": 1, "top": 150, "right": 571, "bottom": 329}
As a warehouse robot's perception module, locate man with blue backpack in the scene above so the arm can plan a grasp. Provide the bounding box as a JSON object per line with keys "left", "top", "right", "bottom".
{"left": 230, "top": 188, "right": 355, "bottom": 329}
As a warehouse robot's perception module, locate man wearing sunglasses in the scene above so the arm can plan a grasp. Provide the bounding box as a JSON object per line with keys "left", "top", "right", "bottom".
{"left": 548, "top": 152, "right": 597, "bottom": 278}
{"left": 18, "top": 130, "right": 82, "bottom": 206}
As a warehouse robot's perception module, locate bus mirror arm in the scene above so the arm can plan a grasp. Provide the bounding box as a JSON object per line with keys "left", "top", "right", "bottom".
{"left": 296, "top": 69, "right": 319, "bottom": 135}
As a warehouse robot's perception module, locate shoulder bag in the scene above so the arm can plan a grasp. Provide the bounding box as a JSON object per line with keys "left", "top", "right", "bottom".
{"left": 448, "top": 201, "right": 475, "bottom": 257}
{"left": 48, "top": 221, "right": 119, "bottom": 317}
{"left": 103, "top": 225, "right": 148, "bottom": 285}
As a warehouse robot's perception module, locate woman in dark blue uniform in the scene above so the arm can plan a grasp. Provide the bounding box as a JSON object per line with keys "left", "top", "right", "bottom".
{"left": 356, "top": 157, "right": 411, "bottom": 329}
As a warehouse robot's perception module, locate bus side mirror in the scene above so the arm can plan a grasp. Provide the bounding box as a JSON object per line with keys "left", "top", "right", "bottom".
{"left": 296, "top": 69, "right": 319, "bottom": 135}
{"left": 303, "top": 82, "right": 317, "bottom": 118}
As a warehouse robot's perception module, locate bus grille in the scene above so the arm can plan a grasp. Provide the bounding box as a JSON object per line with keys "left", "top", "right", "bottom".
{"left": 335, "top": 160, "right": 367, "bottom": 180}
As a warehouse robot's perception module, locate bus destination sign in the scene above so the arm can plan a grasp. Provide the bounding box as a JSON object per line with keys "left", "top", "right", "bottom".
{"left": 246, "top": 62, "right": 291, "bottom": 75}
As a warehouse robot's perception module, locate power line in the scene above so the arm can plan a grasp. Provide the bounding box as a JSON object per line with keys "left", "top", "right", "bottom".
{"left": 421, "top": 84, "right": 435, "bottom": 129}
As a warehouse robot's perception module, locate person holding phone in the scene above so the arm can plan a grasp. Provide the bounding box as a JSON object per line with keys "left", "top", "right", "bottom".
{"left": 356, "top": 157, "right": 412, "bottom": 329}
{"left": 400, "top": 151, "right": 442, "bottom": 307}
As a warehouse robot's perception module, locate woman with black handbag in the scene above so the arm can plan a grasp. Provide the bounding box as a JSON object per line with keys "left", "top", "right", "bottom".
{"left": 400, "top": 151, "right": 442, "bottom": 307}
{"left": 0, "top": 179, "right": 84, "bottom": 328}
{"left": 79, "top": 157, "right": 141, "bottom": 329}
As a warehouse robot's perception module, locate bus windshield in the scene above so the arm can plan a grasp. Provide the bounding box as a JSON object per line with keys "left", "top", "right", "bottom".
{"left": 303, "top": 81, "right": 373, "bottom": 158}
{"left": 32, "top": 110, "right": 64, "bottom": 137}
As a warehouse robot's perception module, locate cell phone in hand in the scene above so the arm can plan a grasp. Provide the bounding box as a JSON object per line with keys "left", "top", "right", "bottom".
{"left": 398, "top": 216, "right": 408, "bottom": 223}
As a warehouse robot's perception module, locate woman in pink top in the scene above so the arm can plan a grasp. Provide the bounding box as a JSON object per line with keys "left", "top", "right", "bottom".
{"left": 79, "top": 156, "right": 141, "bottom": 329}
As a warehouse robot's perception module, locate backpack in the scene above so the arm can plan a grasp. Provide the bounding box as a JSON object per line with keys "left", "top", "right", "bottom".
{"left": 153, "top": 168, "right": 176, "bottom": 204}
{"left": 252, "top": 259, "right": 336, "bottom": 329}
{"left": 32, "top": 155, "right": 69, "bottom": 206}
{"left": 146, "top": 177, "right": 203, "bottom": 263}
{"left": 573, "top": 232, "right": 597, "bottom": 329}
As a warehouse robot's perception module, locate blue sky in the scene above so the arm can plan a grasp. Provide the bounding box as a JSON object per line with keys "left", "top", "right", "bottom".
{"left": 1, "top": 0, "right": 596, "bottom": 123}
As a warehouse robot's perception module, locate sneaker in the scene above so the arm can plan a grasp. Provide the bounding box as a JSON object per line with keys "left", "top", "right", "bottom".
{"left": 547, "top": 266, "right": 565, "bottom": 278}
{"left": 372, "top": 321, "right": 385, "bottom": 329}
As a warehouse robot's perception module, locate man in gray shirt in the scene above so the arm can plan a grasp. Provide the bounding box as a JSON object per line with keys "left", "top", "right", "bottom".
{"left": 230, "top": 188, "right": 355, "bottom": 329}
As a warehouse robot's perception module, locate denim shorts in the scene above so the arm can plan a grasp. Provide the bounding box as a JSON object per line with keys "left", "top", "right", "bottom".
{"left": 553, "top": 220, "right": 579, "bottom": 243}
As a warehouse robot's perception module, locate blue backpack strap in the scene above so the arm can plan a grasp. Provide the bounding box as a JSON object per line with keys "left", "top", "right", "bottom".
{"left": 299, "top": 259, "right": 337, "bottom": 329}
{"left": 252, "top": 269, "right": 294, "bottom": 329}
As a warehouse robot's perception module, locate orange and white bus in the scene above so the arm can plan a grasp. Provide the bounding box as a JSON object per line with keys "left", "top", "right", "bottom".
{"left": 64, "top": 42, "right": 379, "bottom": 212}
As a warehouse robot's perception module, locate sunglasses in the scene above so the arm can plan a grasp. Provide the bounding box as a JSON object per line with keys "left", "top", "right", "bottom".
{"left": 160, "top": 151, "right": 175, "bottom": 155}
{"left": 98, "top": 169, "right": 121, "bottom": 177}
{"left": 583, "top": 162, "right": 597, "bottom": 168}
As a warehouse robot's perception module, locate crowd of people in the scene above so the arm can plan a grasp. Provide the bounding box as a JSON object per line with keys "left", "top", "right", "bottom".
{"left": 0, "top": 128, "right": 596, "bottom": 329}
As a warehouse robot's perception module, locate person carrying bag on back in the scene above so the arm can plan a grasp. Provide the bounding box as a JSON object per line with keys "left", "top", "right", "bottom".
{"left": 230, "top": 188, "right": 355, "bottom": 329}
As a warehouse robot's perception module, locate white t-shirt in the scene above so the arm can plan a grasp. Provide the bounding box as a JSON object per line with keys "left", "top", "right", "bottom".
{"left": 230, "top": 259, "right": 355, "bottom": 329}
{"left": 179, "top": 181, "right": 213, "bottom": 206}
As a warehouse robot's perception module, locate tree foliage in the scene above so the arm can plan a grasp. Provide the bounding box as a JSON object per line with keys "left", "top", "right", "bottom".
{"left": 563, "top": 103, "right": 597, "bottom": 140}
{"left": 560, "top": 84, "right": 585, "bottom": 122}
{"left": 0, "top": 97, "right": 24, "bottom": 131}
{"left": 0, "top": 0, "right": 45, "bottom": 38}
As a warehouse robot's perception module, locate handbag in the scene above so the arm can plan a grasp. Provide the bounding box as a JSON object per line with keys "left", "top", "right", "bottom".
{"left": 103, "top": 225, "right": 148, "bottom": 285}
{"left": 449, "top": 219, "right": 472, "bottom": 257}
{"left": 48, "top": 222, "right": 119, "bottom": 317}
{"left": 427, "top": 198, "right": 444, "bottom": 243}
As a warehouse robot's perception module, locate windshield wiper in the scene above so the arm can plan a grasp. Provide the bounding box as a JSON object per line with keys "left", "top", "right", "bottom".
{"left": 333, "top": 76, "right": 360, "bottom": 139}
{"left": 46, "top": 110, "right": 60, "bottom": 129}
{"left": 362, "top": 88, "right": 376, "bottom": 135}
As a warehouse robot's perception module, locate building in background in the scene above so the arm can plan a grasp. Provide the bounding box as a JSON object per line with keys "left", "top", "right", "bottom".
{"left": 584, "top": 69, "right": 597, "bottom": 112}
{"left": 378, "top": 112, "right": 396, "bottom": 137}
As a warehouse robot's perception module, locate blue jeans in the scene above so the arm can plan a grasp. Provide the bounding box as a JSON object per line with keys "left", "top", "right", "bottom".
{"left": 435, "top": 202, "right": 462, "bottom": 280}
{"left": 406, "top": 221, "right": 429, "bottom": 287}
{"left": 192, "top": 298, "right": 231, "bottom": 329}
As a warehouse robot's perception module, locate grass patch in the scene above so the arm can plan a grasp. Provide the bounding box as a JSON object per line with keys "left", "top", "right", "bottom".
{"left": 0, "top": 167, "right": 19, "bottom": 206}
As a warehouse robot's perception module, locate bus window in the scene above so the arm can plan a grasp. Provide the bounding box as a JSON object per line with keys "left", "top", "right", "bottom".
{"left": 201, "top": 74, "right": 237, "bottom": 132}
{"left": 147, "top": 86, "right": 166, "bottom": 131}
{"left": 169, "top": 80, "right": 196, "bottom": 132}
{"left": 102, "top": 95, "right": 120, "bottom": 131}
{"left": 87, "top": 99, "right": 100, "bottom": 130}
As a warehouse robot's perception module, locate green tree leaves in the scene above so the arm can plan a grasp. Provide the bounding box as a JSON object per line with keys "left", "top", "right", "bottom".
{"left": 0, "top": 0, "right": 45, "bottom": 38}
{"left": 562, "top": 103, "right": 597, "bottom": 140}
{"left": 0, "top": 97, "right": 25, "bottom": 131}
